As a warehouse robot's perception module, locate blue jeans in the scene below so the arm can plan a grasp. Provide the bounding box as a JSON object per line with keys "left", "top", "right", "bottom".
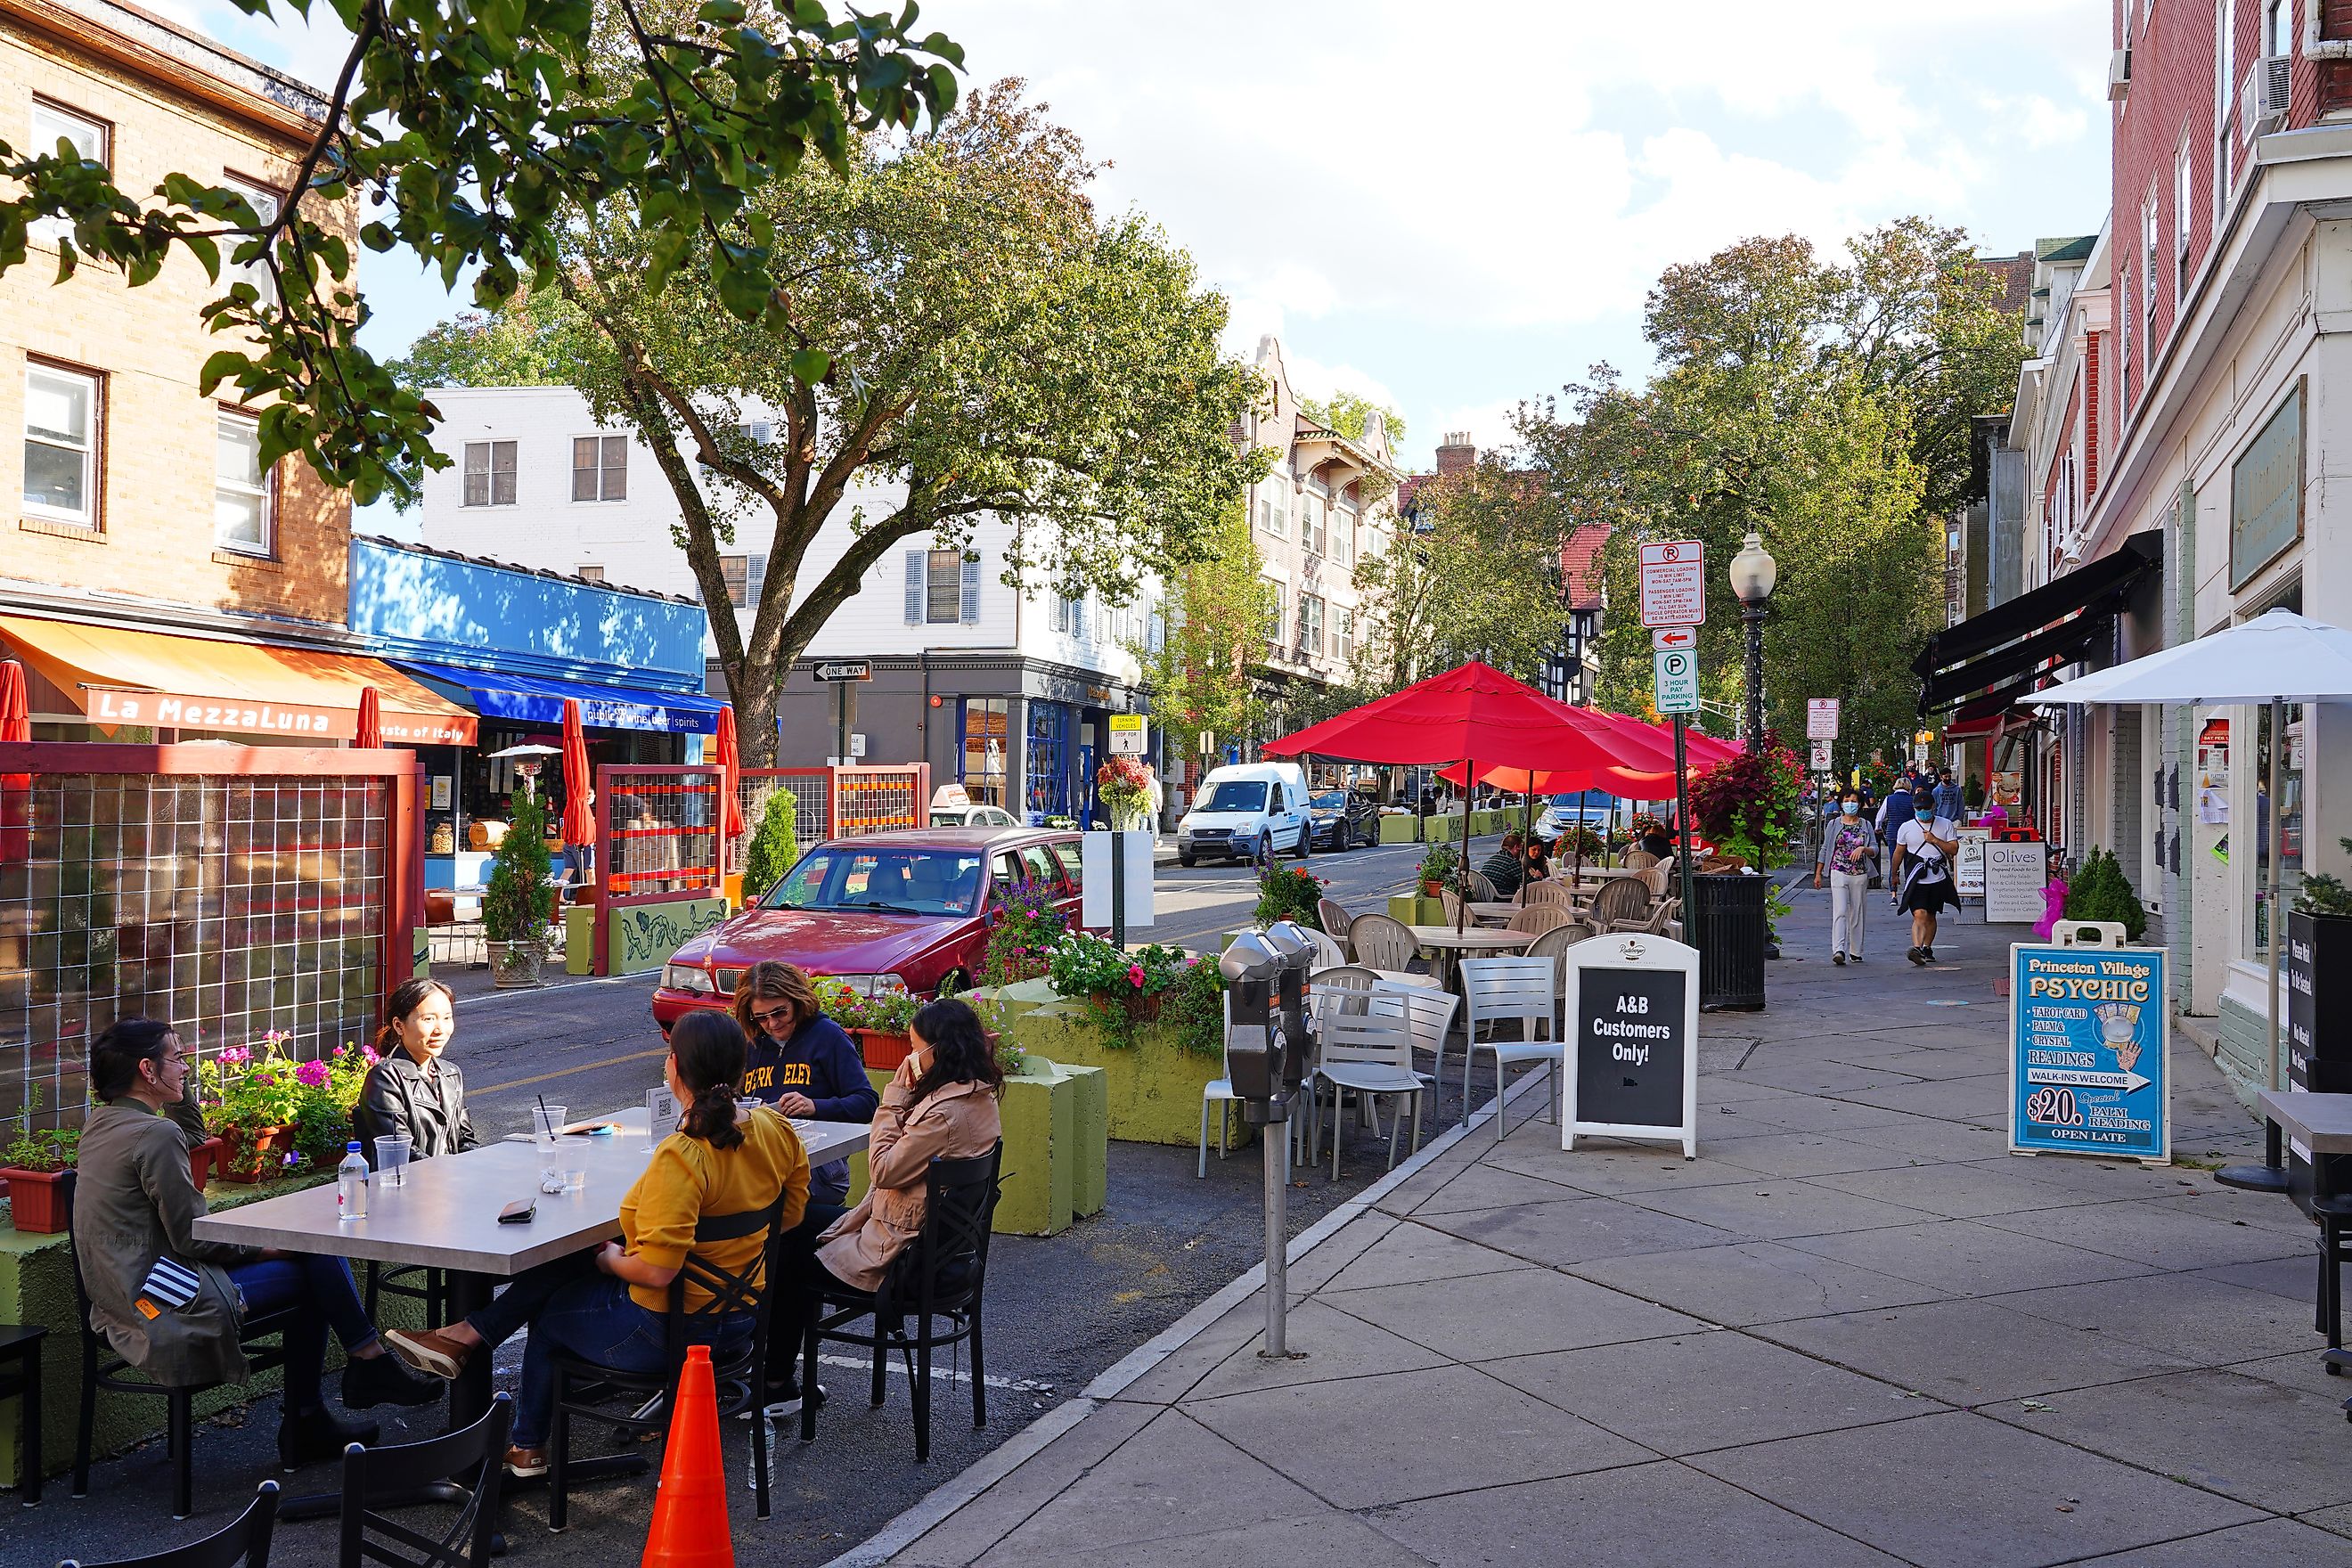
{"left": 230, "top": 1254, "right": 377, "bottom": 1413}
{"left": 464, "top": 1253, "right": 751, "bottom": 1449}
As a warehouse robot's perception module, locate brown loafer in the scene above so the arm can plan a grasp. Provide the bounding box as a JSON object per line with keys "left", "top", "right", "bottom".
{"left": 504, "top": 1446, "right": 549, "bottom": 1479}
{"left": 384, "top": 1327, "right": 471, "bottom": 1381}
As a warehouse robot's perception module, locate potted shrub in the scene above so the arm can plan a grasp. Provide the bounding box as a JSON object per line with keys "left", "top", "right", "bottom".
{"left": 3, "top": 1123, "right": 79, "bottom": 1232}
{"left": 1253, "top": 862, "right": 1326, "bottom": 930}
{"left": 739, "top": 788, "right": 801, "bottom": 905}
{"left": 2062, "top": 846, "right": 2149, "bottom": 941}
{"left": 1416, "top": 841, "right": 1458, "bottom": 899}
{"left": 484, "top": 790, "right": 556, "bottom": 988}
{"left": 189, "top": 1136, "right": 224, "bottom": 1192}
{"left": 1046, "top": 935, "right": 1224, "bottom": 1052}
{"left": 201, "top": 1033, "right": 306, "bottom": 1183}
{"left": 980, "top": 881, "right": 1067, "bottom": 987}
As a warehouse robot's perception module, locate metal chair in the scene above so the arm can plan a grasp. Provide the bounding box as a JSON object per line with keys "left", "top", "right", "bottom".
{"left": 1348, "top": 912, "right": 1418, "bottom": 972}
{"left": 546, "top": 1195, "right": 788, "bottom": 1527}
{"left": 1505, "top": 903, "right": 1572, "bottom": 936}
{"left": 1315, "top": 898, "right": 1355, "bottom": 953}
{"left": 336, "top": 1396, "right": 510, "bottom": 1568}
{"left": 801, "top": 1143, "right": 1004, "bottom": 1462}
{"left": 1522, "top": 923, "right": 1595, "bottom": 1036}
{"left": 1203, "top": 993, "right": 1310, "bottom": 1173}
{"left": 1312, "top": 1014, "right": 1424, "bottom": 1179}
{"left": 1459, "top": 957, "right": 1564, "bottom": 1143}
{"left": 1588, "top": 878, "right": 1652, "bottom": 932}
{"left": 60, "top": 1480, "right": 279, "bottom": 1568}
{"left": 1, "top": 1323, "right": 45, "bottom": 1507}
{"left": 62, "top": 1172, "right": 305, "bottom": 1520}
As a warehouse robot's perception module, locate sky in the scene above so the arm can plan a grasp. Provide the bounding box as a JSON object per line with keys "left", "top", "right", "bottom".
{"left": 167, "top": 0, "right": 2116, "bottom": 478}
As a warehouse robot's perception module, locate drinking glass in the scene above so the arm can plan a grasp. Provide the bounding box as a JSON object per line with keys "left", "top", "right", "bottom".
{"left": 534, "top": 1105, "right": 567, "bottom": 1187}
{"left": 373, "top": 1135, "right": 412, "bottom": 1188}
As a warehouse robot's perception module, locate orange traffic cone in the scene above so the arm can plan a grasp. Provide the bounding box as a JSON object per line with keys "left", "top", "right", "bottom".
{"left": 642, "top": 1344, "right": 733, "bottom": 1568}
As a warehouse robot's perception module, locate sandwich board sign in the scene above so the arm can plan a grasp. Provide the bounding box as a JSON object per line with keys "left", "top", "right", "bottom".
{"left": 1564, "top": 933, "right": 1700, "bottom": 1157}
{"left": 2007, "top": 931, "right": 2168, "bottom": 1162}
{"left": 1955, "top": 827, "right": 1989, "bottom": 897}
{"left": 1983, "top": 837, "right": 2048, "bottom": 923}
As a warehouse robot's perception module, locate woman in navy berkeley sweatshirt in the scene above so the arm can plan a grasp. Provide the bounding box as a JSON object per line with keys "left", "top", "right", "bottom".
{"left": 730, "top": 961, "right": 878, "bottom": 1207}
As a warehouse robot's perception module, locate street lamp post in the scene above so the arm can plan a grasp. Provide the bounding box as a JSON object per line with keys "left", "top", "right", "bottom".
{"left": 1727, "top": 530, "right": 1778, "bottom": 753}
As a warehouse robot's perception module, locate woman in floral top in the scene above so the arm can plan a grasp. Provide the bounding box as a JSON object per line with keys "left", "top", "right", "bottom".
{"left": 1812, "top": 785, "right": 1880, "bottom": 965}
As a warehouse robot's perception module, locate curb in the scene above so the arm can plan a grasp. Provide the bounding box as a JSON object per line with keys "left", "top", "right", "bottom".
{"left": 819, "top": 1066, "right": 1551, "bottom": 1568}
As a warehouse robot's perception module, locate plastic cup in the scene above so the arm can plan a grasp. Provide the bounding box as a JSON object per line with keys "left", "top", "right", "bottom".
{"left": 373, "top": 1135, "right": 412, "bottom": 1188}
{"left": 565, "top": 1168, "right": 587, "bottom": 1193}
{"left": 534, "top": 1105, "right": 567, "bottom": 1185}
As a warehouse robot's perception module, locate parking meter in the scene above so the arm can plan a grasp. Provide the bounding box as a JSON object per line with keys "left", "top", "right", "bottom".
{"left": 1261, "top": 920, "right": 1316, "bottom": 1092}
{"left": 1218, "top": 929, "right": 1308, "bottom": 1360}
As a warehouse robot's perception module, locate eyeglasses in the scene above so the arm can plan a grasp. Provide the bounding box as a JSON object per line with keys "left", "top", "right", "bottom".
{"left": 750, "top": 1006, "right": 796, "bottom": 1027}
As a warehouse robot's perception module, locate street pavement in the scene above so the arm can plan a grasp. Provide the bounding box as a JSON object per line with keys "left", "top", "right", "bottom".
{"left": 7, "top": 837, "right": 1502, "bottom": 1566}
{"left": 855, "top": 882, "right": 2352, "bottom": 1568}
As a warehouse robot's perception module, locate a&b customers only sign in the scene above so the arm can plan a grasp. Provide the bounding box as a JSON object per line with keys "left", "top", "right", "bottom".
{"left": 2008, "top": 940, "right": 2169, "bottom": 1163}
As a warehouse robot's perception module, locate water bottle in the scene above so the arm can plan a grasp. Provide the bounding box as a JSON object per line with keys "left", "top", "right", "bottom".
{"left": 337, "top": 1141, "right": 370, "bottom": 1222}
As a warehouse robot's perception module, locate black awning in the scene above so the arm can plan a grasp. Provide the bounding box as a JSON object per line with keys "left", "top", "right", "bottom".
{"left": 1919, "top": 617, "right": 2104, "bottom": 711}
{"left": 1947, "top": 672, "right": 2052, "bottom": 723}
{"left": 1913, "top": 533, "right": 2160, "bottom": 678}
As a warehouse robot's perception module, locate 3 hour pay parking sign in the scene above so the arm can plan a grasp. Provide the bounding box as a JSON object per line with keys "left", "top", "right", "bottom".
{"left": 2007, "top": 941, "right": 2169, "bottom": 1162}
{"left": 1653, "top": 648, "right": 1699, "bottom": 714}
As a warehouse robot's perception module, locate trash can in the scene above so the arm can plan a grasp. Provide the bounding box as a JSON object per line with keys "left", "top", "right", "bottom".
{"left": 1692, "top": 872, "right": 1767, "bottom": 1011}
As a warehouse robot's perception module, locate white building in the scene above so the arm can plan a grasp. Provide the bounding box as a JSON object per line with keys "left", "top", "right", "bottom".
{"left": 412, "top": 385, "right": 1160, "bottom": 820}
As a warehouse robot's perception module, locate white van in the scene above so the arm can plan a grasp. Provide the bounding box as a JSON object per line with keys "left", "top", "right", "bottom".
{"left": 1175, "top": 762, "right": 1311, "bottom": 866}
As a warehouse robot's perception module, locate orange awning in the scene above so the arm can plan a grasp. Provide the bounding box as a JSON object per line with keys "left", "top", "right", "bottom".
{"left": 0, "top": 616, "right": 478, "bottom": 745}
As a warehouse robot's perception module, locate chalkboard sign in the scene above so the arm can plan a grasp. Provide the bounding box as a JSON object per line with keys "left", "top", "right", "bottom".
{"left": 2286, "top": 910, "right": 2352, "bottom": 1207}
{"left": 1564, "top": 933, "right": 1700, "bottom": 1158}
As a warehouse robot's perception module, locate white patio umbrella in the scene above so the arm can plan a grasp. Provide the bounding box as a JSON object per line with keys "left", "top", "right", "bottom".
{"left": 2029, "top": 608, "right": 2352, "bottom": 1190}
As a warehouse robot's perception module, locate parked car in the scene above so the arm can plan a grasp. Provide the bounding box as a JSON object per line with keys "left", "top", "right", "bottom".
{"left": 929, "top": 802, "right": 1021, "bottom": 828}
{"left": 651, "top": 827, "right": 1083, "bottom": 1031}
{"left": 1307, "top": 788, "right": 1377, "bottom": 851}
{"left": 1536, "top": 792, "right": 1618, "bottom": 845}
{"left": 1174, "top": 762, "right": 1311, "bottom": 866}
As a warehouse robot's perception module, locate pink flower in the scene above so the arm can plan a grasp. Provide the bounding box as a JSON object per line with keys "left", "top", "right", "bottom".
{"left": 362, "top": 1046, "right": 380, "bottom": 1065}
{"left": 221, "top": 1046, "right": 250, "bottom": 1066}
{"left": 1127, "top": 964, "right": 1146, "bottom": 987}
{"left": 294, "top": 1060, "right": 331, "bottom": 1089}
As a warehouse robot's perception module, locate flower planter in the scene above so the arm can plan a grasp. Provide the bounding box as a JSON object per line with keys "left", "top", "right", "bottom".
{"left": 1422, "top": 879, "right": 1442, "bottom": 898}
{"left": 857, "top": 1030, "right": 913, "bottom": 1073}
{"left": 218, "top": 1125, "right": 295, "bottom": 1184}
{"left": 191, "top": 1137, "right": 224, "bottom": 1192}
{"left": 3, "top": 1166, "right": 70, "bottom": 1233}
{"left": 491, "top": 939, "right": 544, "bottom": 989}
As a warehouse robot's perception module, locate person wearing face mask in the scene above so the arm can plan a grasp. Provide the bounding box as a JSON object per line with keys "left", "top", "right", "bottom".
{"left": 354, "top": 977, "right": 477, "bottom": 1160}
{"left": 1813, "top": 787, "right": 1879, "bottom": 965}
{"left": 1893, "top": 795, "right": 1962, "bottom": 964}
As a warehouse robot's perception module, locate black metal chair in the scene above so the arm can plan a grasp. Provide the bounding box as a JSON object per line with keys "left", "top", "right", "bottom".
{"left": 799, "top": 1142, "right": 1003, "bottom": 1461}
{"left": 61, "top": 1172, "right": 304, "bottom": 1519}
{"left": 361, "top": 1264, "right": 446, "bottom": 1336}
{"left": 57, "top": 1478, "right": 279, "bottom": 1568}
{"left": 2, "top": 1322, "right": 47, "bottom": 1506}
{"left": 335, "top": 1394, "right": 510, "bottom": 1568}
{"left": 543, "top": 1192, "right": 788, "bottom": 1530}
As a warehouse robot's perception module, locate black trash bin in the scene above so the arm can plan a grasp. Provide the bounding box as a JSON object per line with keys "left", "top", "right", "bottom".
{"left": 1692, "top": 872, "right": 1767, "bottom": 1011}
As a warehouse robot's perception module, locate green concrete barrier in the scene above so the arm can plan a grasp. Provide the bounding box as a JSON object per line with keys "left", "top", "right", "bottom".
{"left": 973, "top": 980, "right": 1222, "bottom": 1146}
{"left": 1388, "top": 894, "right": 1445, "bottom": 926}
{"left": 1378, "top": 813, "right": 1419, "bottom": 845}
{"left": 1425, "top": 813, "right": 1465, "bottom": 843}
{"left": 848, "top": 1056, "right": 1107, "bottom": 1236}
{"left": 563, "top": 905, "right": 595, "bottom": 974}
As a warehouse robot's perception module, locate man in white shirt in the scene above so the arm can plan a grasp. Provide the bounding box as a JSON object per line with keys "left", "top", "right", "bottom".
{"left": 1891, "top": 799, "right": 1961, "bottom": 965}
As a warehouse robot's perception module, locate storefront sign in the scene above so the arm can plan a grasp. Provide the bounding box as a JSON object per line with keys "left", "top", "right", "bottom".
{"left": 85, "top": 687, "right": 473, "bottom": 743}
{"left": 1956, "top": 827, "right": 1989, "bottom": 896}
{"left": 1637, "top": 540, "right": 1705, "bottom": 629}
{"left": 1983, "top": 837, "right": 2047, "bottom": 923}
{"left": 2008, "top": 941, "right": 2168, "bottom": 1162}
{"left": 1564, "top": 934, "right": 1699, "bottom": 1157}
{"left": 2231, "top": 382, "right": 2303, "bottom": 590}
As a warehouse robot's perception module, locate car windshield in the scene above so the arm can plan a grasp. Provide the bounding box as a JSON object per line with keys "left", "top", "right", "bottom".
{"left": 1312, "top": 791, "right": 1348, "bottom": 811}
{"left": 1202, "top": 780, "right": 1267, "bottom": 813}
{"left": 763, "top": 846, "right": 985, "bottom": 916}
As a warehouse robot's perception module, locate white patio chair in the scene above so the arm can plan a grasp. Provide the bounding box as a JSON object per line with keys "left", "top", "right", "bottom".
{"left": 1459, "top": 955, "right": 1564, "bottom": 1143}
{"left": 1201, "top": 991, "right": 1307, "bottom": 1176}
{"left": 1368, "top": 979, "right": 1459, "bottom": 1137}
{"left": 1312, "top": 1011, "right": 1423, "bottom": 1180}
{"left": 1308, "top": 964, "right": 1380, "bottom": 1023}
{"left": 1348, "top": 911, "right": 1418, "bottom": 972}
{"left": 1316, "top": 897, "right": 1356, "bottom": 953}
{"left": 1298, "top": 926, "right": 1349, "bottom": 971}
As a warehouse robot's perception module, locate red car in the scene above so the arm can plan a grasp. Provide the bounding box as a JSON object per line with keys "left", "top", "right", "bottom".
{"left": 650, "top": 827, "right": 1087, "bottom": 1030}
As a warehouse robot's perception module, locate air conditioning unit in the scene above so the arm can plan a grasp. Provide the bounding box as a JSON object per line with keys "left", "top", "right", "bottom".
{"left": 2107, "top": 47, "right": 2132, "bottom": 101}
{"left": 2242, "top": 56, "right": 2290, "bottom": 140}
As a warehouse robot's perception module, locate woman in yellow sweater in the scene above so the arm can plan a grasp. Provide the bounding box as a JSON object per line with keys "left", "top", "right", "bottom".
{"left": 387, "top": 1011, "right": 808, "bottom": 1476}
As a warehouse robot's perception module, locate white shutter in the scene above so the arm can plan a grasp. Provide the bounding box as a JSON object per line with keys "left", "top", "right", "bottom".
{"left": 903, "top": 551, "right": 926, "bottom": 625}
{"left": 960, "top": 553, "right": 982, "bottom": 624}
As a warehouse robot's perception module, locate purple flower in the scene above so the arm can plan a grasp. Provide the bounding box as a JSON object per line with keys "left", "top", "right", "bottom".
{"left": 294, "top": 1060, "right": 331, "bottom": 1089}
{"left": 282, "top": 1151, "right": 303, "bottom": 1168}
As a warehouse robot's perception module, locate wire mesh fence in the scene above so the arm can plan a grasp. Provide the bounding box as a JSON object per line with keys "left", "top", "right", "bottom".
{"left": 600, "top": 765, "right": 726, "bottom": 900}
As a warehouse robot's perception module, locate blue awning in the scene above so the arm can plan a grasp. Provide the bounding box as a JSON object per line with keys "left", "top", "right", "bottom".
{"left": 395, "top": 659, "right": 724, "bottom": 735}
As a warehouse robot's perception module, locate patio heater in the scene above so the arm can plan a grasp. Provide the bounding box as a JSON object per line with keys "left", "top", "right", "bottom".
{"left": 1219, "top": 922, "right": 1314, "bottom": 1358}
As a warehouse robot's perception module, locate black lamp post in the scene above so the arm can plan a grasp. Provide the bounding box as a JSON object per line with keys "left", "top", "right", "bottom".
{"left": 1728, "top": 529, "right": 1777, "bottom": 752}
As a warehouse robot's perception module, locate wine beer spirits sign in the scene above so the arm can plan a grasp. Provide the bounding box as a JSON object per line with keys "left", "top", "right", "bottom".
{"left": 2007, "top": 939, "right": 2170, "bottom": 1162}
{"left": 1564, "top": 934, "right": 1700, "bottom": 1158}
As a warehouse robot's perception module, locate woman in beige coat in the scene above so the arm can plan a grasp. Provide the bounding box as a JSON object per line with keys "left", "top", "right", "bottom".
{"left": 810, "top": 999, "right": 1002, "bottom": 1294}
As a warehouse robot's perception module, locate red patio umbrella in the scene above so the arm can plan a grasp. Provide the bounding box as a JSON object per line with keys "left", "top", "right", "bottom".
{"left": 1265, "top": 663, "right": 1670, "bottom": 929}
{"left": 354, "top": 685, "right": 383, "bottom": 748}
{"left": 559, "top": 698, "right": 595, "bottom": 849}
{"left": 0, "top": 659, "right": 29, "bottom": 865}
{"left": 714, "top": 704, "right": 746, "bottom": 842}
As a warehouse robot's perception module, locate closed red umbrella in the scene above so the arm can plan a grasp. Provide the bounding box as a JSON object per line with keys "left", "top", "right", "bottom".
{"left": 0, "top": 658, "right": 29, "bottom": 865}
{"left": 714, "top": 705, "right": 746, "bottom": 842}
{"left": 559, "top": 698, "right": 595, "bottom": 848}
{"left": 355, "top": 685, "right": 383, "bottom": 748}
{"left": 0, "top": 659, "right": 28, "bottom": 745}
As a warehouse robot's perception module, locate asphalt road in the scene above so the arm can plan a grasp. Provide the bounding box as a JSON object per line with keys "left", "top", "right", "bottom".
{"left": 16, "top": 834, "right": 1515, "bottom": 1567}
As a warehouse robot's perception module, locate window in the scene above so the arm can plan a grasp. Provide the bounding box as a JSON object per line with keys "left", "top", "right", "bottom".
{"left": 29, "top": 102, "right": 106, "bottom": 243}
{"left": 22, "top": 362, "right": 99, "bottom": 526}
{"left": 1258, "top": 483, "right": 1286, "bottom": 538}
{"left": 719, "top": 553, "right": 749, "bottom": 608}
{"left": 1019, "top": 843, "right": 1068, "bottom": 896}
{"left": 2143, "top": 187, "right": 2159, "bottom": 332}
{"left": 1336, "top": 607, "right": 1354, "bottom": 663}
{"left": 925, "top": 548, "right": 963, "bottom": 623}
{"left": 571, "top": 435, "right": 627, "bottom": 501}
{"left": 1297, "top": 592, "right": 1324, "bottom": 657}
{"left": 223, "top": 175, "right": 282, "bottom": 310}
{"left": 2217, "top": 0, "right": 2236, "bottom": 227}
{"left": 2119, "top": 274, "right": 2131, "bottom": 418}
{"left": 960, "top": 697, "right": 1009, "bottom": 805}
{"left": 462, "top": 440, "right": 516, "bottom": 506}
{"left": 576, "top": 564, "right": 606, "bottom": 583}
{"left": 2267, "top": 0, "right": 2292, "bottom": 56}
{"left": 1335, "top": 503, "right": 1356, "bottom": 566}
{"left": 697, "top": 421, "right": 773, "bottom": 469}
{"left": 213, "top": 409, "right": 272, "bottom": 553}
{"left": 2176, "top": 141, "right": 2193, "bottom": 298}
{"left": 1264, "top": 581, "right": 1286, "bottom": 649}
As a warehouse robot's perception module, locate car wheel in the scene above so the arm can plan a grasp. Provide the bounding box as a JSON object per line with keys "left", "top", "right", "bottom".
{"left": 1290, "top": 827, "right": 1310, "bottom": 860}
{"left": 1178, "top": 852, "right": 1196, "bottom": 868}
{"left": 1256, "top": 833, "right": 1273, "bottom": 863}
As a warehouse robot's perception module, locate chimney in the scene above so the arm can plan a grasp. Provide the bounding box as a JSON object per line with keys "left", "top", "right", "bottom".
{"left": 1434, "top": 431, "right": 1475, "bottom": 476}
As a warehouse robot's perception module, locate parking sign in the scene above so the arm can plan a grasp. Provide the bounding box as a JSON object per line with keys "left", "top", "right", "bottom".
{"left": 1638, "top": 541, "right": 1706, "bottom": 629}
{"left": 1654, "top": 648, "right": 1699, "bottom": 714}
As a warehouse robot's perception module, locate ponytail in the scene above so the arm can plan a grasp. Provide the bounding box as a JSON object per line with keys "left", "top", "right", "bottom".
{"left": 667, "top": 1010, "right": 748, "bottom": 1150}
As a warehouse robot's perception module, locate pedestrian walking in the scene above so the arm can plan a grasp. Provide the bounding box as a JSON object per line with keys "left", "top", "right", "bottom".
{"left": 1931, "top": 768, "right": 1964, "bottom": 824}
{"left": 1892, "top": 797, "right": 1962, "bottom": 964}
{"left": 1813, "top": 786, "right": 1878, "bottom": 965}
{"left": 1874, "top": 775, "right": 1915, "bottom": 855}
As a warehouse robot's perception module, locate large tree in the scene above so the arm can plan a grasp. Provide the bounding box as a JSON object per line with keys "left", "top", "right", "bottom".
{"left": 402, "top": 83, "right": 1262, "bottom": 764}
{"left": 0, "top": 0, "right": 963, "bottom": 506}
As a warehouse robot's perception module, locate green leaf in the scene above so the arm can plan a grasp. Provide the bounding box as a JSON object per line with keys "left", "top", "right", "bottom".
{"left": 788, "top": 348, "right": 830, "bottom": 386}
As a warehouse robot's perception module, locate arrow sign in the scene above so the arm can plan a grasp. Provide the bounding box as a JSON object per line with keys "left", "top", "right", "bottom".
{"left": 813, "top": 661, "right": 872, "bottom": 682}
{"left": 1652, "top": 626, "right": 1696, "bottom": 651}
{"left": 2024, "top": 1066, "right": 2154, "bottom": 1093}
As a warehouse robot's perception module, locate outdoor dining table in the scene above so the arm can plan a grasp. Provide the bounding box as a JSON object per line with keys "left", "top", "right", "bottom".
{"left": 193, "top": 1108, "right": 870, "bottom": 1433}
{"left": 1407, "top": 923, "right": 1537, "bottom": 989}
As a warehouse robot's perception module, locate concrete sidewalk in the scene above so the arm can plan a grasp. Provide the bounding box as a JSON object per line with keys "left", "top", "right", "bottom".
{"left": 847, "top": 883, "right": 2352, "bottom": 1567}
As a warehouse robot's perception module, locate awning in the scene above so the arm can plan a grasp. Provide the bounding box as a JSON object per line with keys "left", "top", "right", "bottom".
{"left": 1914, "top": 535, "right": 2160, "bottom": 714}
{"left": 0, "top": 616, "right": 478, "bottom": 744}
{"left": 396, "top": 659, "right": 723, "bottom": 735}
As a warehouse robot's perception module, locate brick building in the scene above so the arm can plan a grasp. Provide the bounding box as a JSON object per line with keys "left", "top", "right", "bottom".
{"left": 0, "top": 0, "right": 465, "bottom": 742}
